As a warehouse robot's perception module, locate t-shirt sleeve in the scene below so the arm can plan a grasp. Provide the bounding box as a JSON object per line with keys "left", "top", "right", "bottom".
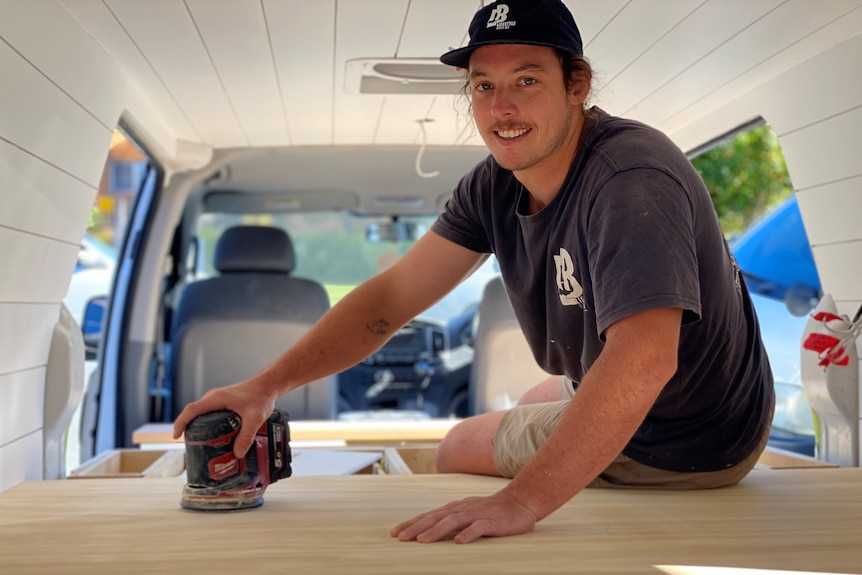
{"left": 588, "top": 168, "right": 702, "bottom": 338}
{"left": 431, "top": 161, "right": 494, "bottom": 254}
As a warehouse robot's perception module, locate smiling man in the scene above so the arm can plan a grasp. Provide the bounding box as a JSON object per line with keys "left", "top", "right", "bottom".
{"left": 174, "top": 0, "right": 774, "bottom": 545}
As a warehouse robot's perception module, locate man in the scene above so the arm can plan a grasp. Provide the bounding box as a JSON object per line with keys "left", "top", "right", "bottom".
{"left": 174, "top": 0, "right": 774, "bottom": 544}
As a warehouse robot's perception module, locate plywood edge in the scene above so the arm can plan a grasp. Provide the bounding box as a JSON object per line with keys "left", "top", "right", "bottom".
{"left": 757, "top": 446, "right": 838, "bottom": 469}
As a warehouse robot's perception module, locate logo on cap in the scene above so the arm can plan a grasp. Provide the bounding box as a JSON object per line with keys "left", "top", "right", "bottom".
{"left": 486, "top": 4, "right": 516, "bottom": 30}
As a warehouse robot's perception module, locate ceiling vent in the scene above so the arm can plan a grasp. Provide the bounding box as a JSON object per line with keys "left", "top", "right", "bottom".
{"left": 344, "top": 58, "right": 464, "bottom": 95}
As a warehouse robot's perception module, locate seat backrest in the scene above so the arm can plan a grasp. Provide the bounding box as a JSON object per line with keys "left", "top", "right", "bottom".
{"left": 170, "top": 225, "right": 336, "bottom": 420}
{"left": 469, "top": 276, "right": 549, "bottom": 414}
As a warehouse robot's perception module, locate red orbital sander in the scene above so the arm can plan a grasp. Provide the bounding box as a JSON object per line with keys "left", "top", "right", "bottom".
{"left": 180, "top": 409, "right": 292, "bottom": 511}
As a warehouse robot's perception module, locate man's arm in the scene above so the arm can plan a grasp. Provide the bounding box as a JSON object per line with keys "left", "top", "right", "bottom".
{"left": 172, "top": 230, "right": 487, "bottom": 454}
{"left": 500, "top": 306, "right": 682, "bottom": 520}
{"left": 393, "top": 306, "right": 682, "bottom": 543}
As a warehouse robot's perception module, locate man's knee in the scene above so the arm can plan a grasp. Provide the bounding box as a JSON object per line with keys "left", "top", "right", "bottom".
{"left": 434, "top": 432, "right": 460, "bottom": 473}
{"left": 434, "top": 414, "right": 503, "bottom": 476}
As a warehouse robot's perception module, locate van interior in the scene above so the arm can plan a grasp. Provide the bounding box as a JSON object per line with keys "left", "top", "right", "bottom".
{"left": 2, "top": 1, "right": 861, "bottom": 572}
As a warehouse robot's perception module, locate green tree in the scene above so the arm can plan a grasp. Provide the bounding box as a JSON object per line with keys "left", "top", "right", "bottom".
{"left": 691, "top": 123, "right": 793, "bottom": 237}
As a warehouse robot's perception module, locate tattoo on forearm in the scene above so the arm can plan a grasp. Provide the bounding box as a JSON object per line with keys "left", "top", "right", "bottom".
{"left": 366, "top": 318, "right": 390, "bottom": 336}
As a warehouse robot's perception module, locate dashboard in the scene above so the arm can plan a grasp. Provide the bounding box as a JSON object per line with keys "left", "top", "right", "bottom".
{"left": 337, "top": 315, "right": 475, "bottom": 418}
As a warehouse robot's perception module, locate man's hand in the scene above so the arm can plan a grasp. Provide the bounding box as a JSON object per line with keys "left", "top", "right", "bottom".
{"left": 172, "top": 378, "right": 279, "bottom": 458}
{"left": 390, "top": 490, "right": 537, "bottom": 544}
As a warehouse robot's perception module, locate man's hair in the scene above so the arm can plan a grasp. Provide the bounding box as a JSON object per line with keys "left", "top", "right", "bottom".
{"left": 457, "top": 50, "right": 594, "bottom": 119}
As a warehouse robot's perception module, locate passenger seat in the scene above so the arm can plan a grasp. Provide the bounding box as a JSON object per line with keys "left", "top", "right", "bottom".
{"left": 469, "top": 276, "right": 549, "bottom": 413}
{"left": 170, "top": 225, "right": 337, "bottom": 420}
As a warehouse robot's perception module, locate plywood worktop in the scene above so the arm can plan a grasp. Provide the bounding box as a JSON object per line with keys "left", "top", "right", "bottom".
{"left": 2, "top": 468, "right": 862, "bottom": 574}
{"left": 133, "top": 418, "right": 461, "bottom": 446}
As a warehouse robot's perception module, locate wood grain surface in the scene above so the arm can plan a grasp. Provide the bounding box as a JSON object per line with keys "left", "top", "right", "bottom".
{"left": 1, "top": 468, "right": 862, "bottom": 574}
{"left": 132, "top": 419, "right": 460, "bottom": 446}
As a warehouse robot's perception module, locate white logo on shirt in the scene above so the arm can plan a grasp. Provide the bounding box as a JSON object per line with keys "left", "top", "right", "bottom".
{"left": 486, "top": 4, "right": 517, "bottom": 30}
{"left": 554, "top": 248, "right": 585, "bottom": 308}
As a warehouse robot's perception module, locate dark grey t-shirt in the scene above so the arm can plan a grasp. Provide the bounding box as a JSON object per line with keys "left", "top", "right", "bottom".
{"left": 432, "top": 108, "right": 773, "bottom": 472}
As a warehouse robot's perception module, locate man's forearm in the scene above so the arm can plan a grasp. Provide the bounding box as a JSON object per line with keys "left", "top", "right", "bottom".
{"left": 500, "top": 308, "right": 681, "bottom": 521}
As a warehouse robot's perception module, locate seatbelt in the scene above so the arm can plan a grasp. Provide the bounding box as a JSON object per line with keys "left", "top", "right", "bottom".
{"left": 150, "top": 254, "right": 173, "bottom": 422}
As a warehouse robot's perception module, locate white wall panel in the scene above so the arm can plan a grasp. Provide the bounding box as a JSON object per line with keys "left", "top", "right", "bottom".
{"left": 0, "top": 304, "right": 58, "bottom": 375}
{"left": 0, "top": 139, "right": 95, "bottom": 244}
{"left": 638, "top": 0, "right": 862, "bottom": 130}
{"left": 608, "top": 0, "right": 782, "bottom": 116}
{"left": 0, "top": 368, "right": 44, "bottom": 448}
{"left": 0, "top": 0, "right": 123, "bottom": 129}
{"left": 764, "top": 33, "right": 862, "bottom": 137}
{"left": 566, "top": 0, "right": 629, "bottom": 47}
{"left": 797, "top": 177, "right": 862, "bottom": 247}
{"left": 0, "top": 431, "right": 43, "bottom": 492}
{"left": 585, "top": 0, "right": 702, "bottom": 83}
{"left": 0, "top": 42, "right": 112, "bottom": 188}
{"left": 812, "top": 241, "right": 862, "bottom": 303}
{"left": 780, "top": 107, "right": 862, "bottom": 191}
{"left": 664, "top": 9, "right": 862, "bottom": 147}
{"left": 0, "top": 228, "right": 78, "bottom": 303}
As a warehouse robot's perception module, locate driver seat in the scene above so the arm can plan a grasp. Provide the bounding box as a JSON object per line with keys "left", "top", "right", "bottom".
{"left": 170, "top": 225, "right": 337, "bottom": 420}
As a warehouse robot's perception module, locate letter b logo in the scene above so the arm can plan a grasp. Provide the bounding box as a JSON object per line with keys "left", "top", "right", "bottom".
{"left": 487, "top": 4, "right": 509, "bottom": 27}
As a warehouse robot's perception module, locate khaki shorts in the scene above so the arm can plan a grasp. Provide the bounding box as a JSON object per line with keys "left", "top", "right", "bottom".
{"left": 493, "top": 376, "right": 773, "bottom": 489}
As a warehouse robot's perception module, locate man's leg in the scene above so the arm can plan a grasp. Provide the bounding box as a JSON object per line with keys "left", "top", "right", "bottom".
{"left": 436, "top": 375, "right": 572, "bottom": 476}
{"left": 435, "top": 410, "right": 508, "bottom": 475}
{"left": 516, "top": 374, "right": 570, "bottom": 405}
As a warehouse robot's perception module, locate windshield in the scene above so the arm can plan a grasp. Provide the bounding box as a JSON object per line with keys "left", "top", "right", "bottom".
{"left": 194, "top": 211, "right": 499, "bottom": 321}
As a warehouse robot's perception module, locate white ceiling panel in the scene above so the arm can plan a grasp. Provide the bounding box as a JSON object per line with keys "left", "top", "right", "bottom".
{"left": 628, "top": 0, "right": 862, "bottom": 127}
{"left": 265, "top": 0, "right": 336, "bottom": 146}
{"left": 333, "top": 0, "right": 409, "bottom": 144}
{"left": 375, "top": 95, "right": 437, "bottom": 145}
{"left": 186, "top": 0, "right": 286, "bottom": 147}
{"left": 604, "top": 0, "right": 782, "bottom": 116}
{"left": 60, "top": 0, "right": 199, "bottom": 142}
{"left": 44, "top": 0, "right": 862, "bottom": 154}
{"left": 105, "top": 0, "right": 244, "bottom": 147}
{"left": 397, "top": 0, "right": 482, "bottom": 59}
{"left": 425, "top": 96, "right": 482, "bottom": 146}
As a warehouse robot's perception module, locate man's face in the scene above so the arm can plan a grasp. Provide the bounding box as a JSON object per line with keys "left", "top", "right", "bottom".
{"left": 468, "top": 44, "right": 581, "bottom": 174}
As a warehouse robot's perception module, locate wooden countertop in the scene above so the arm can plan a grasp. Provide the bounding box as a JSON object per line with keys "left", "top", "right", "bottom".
{"left": 2, "top": 468, "right": 862, "bottom": 574}
{"left": 133, "top": 418, "right": 461, "bottom": 446}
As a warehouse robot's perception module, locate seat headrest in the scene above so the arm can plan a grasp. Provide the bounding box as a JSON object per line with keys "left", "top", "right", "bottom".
{"left": 214, "top": 226, "right": 295, "bottom": 274}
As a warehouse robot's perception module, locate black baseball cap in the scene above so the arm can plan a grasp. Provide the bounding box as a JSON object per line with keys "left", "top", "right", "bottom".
{"left": 440, "top": 0, "right": 583, "bottom": 69}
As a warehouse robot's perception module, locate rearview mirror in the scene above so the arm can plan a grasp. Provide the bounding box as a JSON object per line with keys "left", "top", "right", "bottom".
{"left": 366, "top": 220, "right": 425, "bottom": 243}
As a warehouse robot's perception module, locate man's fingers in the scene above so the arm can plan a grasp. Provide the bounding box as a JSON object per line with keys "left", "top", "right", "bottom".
{"left": 453, "top": 519, "right": 494, "bottom": 544}
{"left": 172, "top": 403, "right": 205, "bottom": 439}
{"left": 232, "top": 424, "right": 258, "bottom": 458}
{"left": 396, "top": 511, "right": 472, "bottom": 543}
